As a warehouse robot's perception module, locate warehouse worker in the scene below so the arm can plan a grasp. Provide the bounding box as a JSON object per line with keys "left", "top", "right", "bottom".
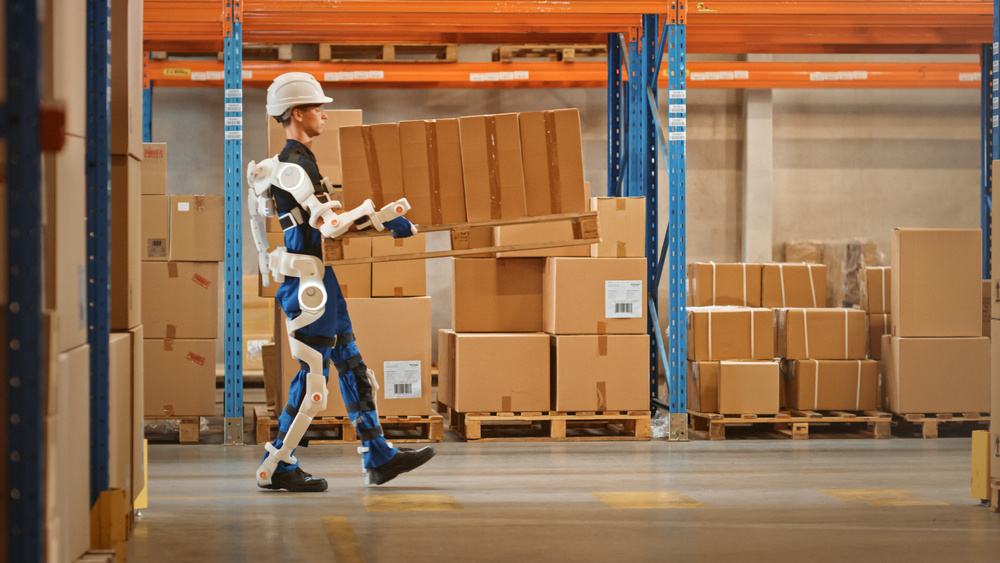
{"left": 254, "top": 72, "right": 434, "bottom": 492}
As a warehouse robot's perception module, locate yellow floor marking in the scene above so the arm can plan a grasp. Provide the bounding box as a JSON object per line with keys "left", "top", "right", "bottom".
{"left": 360, "top": 493, "right": 464, "bottom": 512}
{"left": 323, "top": 516, "right": 366, "bottom": 563}
{"left": 820, "top": 489, "right": 948, "bottom": 507}
{"left": 591, "top": 491, "right": 705, "bottom": 509}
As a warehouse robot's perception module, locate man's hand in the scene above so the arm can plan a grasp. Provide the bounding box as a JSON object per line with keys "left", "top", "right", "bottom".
{"left": 383, "top": 216, "right": 417, "bottom": 239}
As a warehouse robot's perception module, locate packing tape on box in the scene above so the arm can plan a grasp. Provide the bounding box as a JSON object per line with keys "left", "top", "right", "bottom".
{"left": 707, "top": 310, "right": 713, "bottom": 358}
{"left": 165, "top": 325, "right": 177, "bottom": 341}
{"left": 749, "top": 309, "right": 756, "bottom": 359}
{"left": 501, "top": 396, "right": 512, "bottom": 412}
{"left": 167, "top": 261, "right": 179, "bottom": 278}
{"left": 616, "top": 198, "right": 626, "bottom": 211}
{"left": 807, "top": 263, "right": 818, "bottom": 307}
{"left": 597, "top": 334, "right": 608, "bottom": 356}
{"left": 616, "top": 241, "right": 627, "bottom": 258}
{"left": 855, "top": 360, "right": 862, "bottom": 411}
{"left": 424, "top": 121, "right": 445, "bottom": 225}
{"left": 778, "top": 263, "right": 786, "bottom": 307}
{"left": 743, "top": 263, "right": 748, "bottom": 306}
{"left": 485, "top": 115, "right": 503, "bottom": 220}
{"left": 880, "top": 267, "right": 887, "bottom": 312}
{"left": 543, "top": 111, "right": 563, "bottom": 214}
{"left": 813, "top": 360, "right": 820, "bottom": 409}
{"left": 842, "top": 309, "right": 849, "bottom": 359}
{"left": 711, "top": 261, "right": 716, "bottom": 305}
{"left": 802, "top": 310, "right": 809, "bottom": 358}
{"left": 597, "top": 321, "right": 607, "bottom": 335}
{"left": 162, "top": 336, "right": 174, "bottom": 351}
{"left": 393, "top": 287, "right": 404, "bottom": 297}
{"left": 193, "top": 195, "right": 205, "bottom": 212}
{"left": 361, "top": 126, "right": 385, "bottom": 206}
{"left": 596, "top": 381, "right": 607, "bottom": 411}
{"left": 162, "top": 404, "right": 175, "bottom": 416}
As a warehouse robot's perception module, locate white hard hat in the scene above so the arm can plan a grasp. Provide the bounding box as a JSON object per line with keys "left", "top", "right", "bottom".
{"left": 266, "top": 72, "right": 332, "bottom": 118}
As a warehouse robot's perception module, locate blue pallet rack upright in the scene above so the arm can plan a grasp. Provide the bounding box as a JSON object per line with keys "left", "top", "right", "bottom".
{"left": 987, "top": 0, "right": 1000, "bottom": 277}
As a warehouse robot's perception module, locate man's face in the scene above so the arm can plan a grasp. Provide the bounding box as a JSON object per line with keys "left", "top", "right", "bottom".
{"left": 296, "top": 105, "right": 327, "bottom": 138}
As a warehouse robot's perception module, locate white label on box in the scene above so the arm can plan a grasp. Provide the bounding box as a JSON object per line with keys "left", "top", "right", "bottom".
{"left": 384, "top": 361, "right": 422, "bottom": 399}
{"left": 669, "top": 90, "right": 686, "bottom": 99}
{"left": 668, "top": 131, "right": 686, "bottom": 141}
{"left": 225, "top": 117, "right": 242, "bottom": 126}
{"left": 669, "top": 104, "right": 686, "bottom": 114}
{"left": 225, "top": 103, "right": 242, "bottom": 112}
{"left": 177, "top": 202, "right": 190, "bottom": 212}
{"left": 669, "top": 117, "right": 686, "bottom": 127}
{"left": 225, "top": 130, "right": 243, "bottom": 140}
{"left": 605, "top": 280, "right": 643, "bottom": 318}
{"left": 225, "top": 89, "right": 242, "bottom": 98}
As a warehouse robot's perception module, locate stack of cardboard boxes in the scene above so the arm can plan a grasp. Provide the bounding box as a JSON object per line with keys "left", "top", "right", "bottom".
{"left": 140, "top": 143, "right": 225, "bottom": 419}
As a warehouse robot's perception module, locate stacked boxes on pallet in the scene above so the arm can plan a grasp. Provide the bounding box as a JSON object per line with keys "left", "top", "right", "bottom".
{"left": 993, "top": 165, "right": 1000, "bottom": 482}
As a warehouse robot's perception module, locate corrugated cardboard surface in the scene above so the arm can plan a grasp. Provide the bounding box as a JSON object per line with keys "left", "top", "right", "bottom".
{"left": 110, "top": 154, "right": 142, "bottom": 330}
{"left": 334, "top": 238, "right": 373, "bottom": 299}
{"left": 141, "top": 143, "right": 167, "bottom": 195}
{"left": 892, "top": 228, "right": 981, "bottom": 337}
{"left": 991, "top": 320, "right": 1000, "bottom": 478}
{"left": 399, "top": 119, "right": 466, "bottom": 225}
{"left": 372, "top": 233, "right": 426, "bottom": 297}
{"left": 128, "top": 325, "right": 145, "bottom": 503}
{"left": 169, "top": 195, "right": 225, "bottom": 262}
{"left": 340, "top": 123, "right": 406, "bottom": 210}
{"left": 543, "top": 257, "right": 647, "bottom": 335}
{"left": 243, "top": 275, "right": 274, "bottom": 372}
{"left": 775, "top": 308, "right": 867, "bottom": 360}
{"left": 438, "top": 329, "right": 456, "bottom": 409}
{"left": 718, "top": 361, "right": 780, "bottom": 415}
{"left": 886, "top": 336, "right": 990, "bottom": 414}
{"left": 686, "top": 307, "right": 775, "bottom": 361}
{"left": 268, "top": 109, "right": 362, "bottom": 185}
{"left": 688, "top": 361, "right": 720, "bottom": 413}
{"left": 518, "top": 109, "right": 587, "bottom": 216}
{"left": 143, "top": 338, "right": 217, "bottom": 416}
{"left": 590, "top": 197, "right": 646, "bottom": 258}
{"left": 141, "top": 262, "right": 220, "bottom": 339}
{"left": 141, "top": 195, "right": 170, "bottom": 261}
{"left": 868, "top": 313, "right": 890, "bottom": 360}
{"left": 459, "top": 113, "right": 527, "bottom": 221}
{"left": 54, "top": 136, "right": 89, "bottom": 351}
{"left": 552, "top": 334, "right": 649, "bottom": 412}
{"left": 47, "top": 0, "right": 86, "bottom": 137}
{"left": 108, "top": 333, "right": 133, "bottom": 503}
{"left": 454, "top": 258, "right": 543, "bottom": 332}
{"left": 984, "top": 280, "right": 992, "bottom": 337}
{"left": 861, "top": 267, "right": 891, "bottom": 314}
{"left": 689, "top": 262, "right": 763, "bottom": 307}
{"left": 493, "top": 222, "right": 590, "bottom": 258}
{"left": 110, "top": 0, "right": 143, "bottom": 158}
{"left": 451, "top": 333, "right": 550, "bottom": 412}
{"left": 787, "top": 359, "right": 878, "bottom": 411}
{"left": 761, "top": 263, "right": 827, "bottom": 308}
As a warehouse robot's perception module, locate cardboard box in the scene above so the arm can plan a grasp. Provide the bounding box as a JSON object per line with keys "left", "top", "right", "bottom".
{"left": 53, "top": 135, "right": 89, "bottom": 351}
{"left": 688, "top": 361, "right": 719, "bottom": 413}
{"left": 861, "top": 267, "right": 891, "bottom": 314}
{"left": 991, "top": 279, "right": 1000, "bottom": 321}
{"left": 991, "top": 320, "right": 1000, "bottom": 478}
{"left": 340, "top": 123, "right": 406, "bottom": 211}
{"left": 459, "top": 113, "right": 527, "bottom": 221}
{"left": 110, "top": 0, "right": 142, "bottom": 158}
{"left": 272, "top": 305, "right": 348, "bottom": 417}
{"left": 984, "top": 280, "right": 992, "bottom": 337}
{"left": 141, "top": 195, "right": 170, "bottom": 261}
{"left": 243, "top": 276, "right": 274, "bottom": 372}
{"left": 784, "top": 240, "right": 824, "bottom": 263}
{"left": 108, "top": 333, "right": 132, "bottom": 502}
{"left": 141, "top": 262, "right": 220, "bottom": 339}
{"left": 111, "top": 154, "right": 142, "bottom": 330}
{"left": 552, "top": 334, "right": 649, "bottom": 412}
{"left": 590, "top": 197, "right": 646, "bottom": 258}
{"left": 868, "top": 313, "right": 891, "bottom": 360}
{"left": 885, "top": 336, "right": 990, "bottom": 414}
{"left": 438, "top": 329, "right": 455, "bottom": 409}
{"left": 46, "top": 0, "right": 87, "bottom": 138}
{"left": 453, "top": 258, "right": 543, "bottom": 333}
{"left": 761, "top": 263, "right": 827, "bottom": 308}
{"left": 144, "top": 338, "right": 217, "bottom": 416}
{"left": 334, "top": 238, "right": 373, "bottom": 299}
{"left": 141, "top": 143, "right": 167, "bottom": 195}
{"left": 493, "top": 221, "right": 590, "bottom": 258}
{"left": 821, "top": 239, "right": 878, "bottom": 308}
{"left": 127, "top": 325, "right": 145, "bottom": 504}
{"left": 169, "top": 195, "right": 225, "bottom": 262}
{"left": 268, "top": 109, "right": 362, "bottom": 185}
{"left": 686, "top": 307, "right": 774, "bottom": 361}
{"left": 372, "top": 233, "right": 426, "bottom": 297}
{"left": 446, "top": 332, "right": 550, "bottom": 413}
{"left": 689, "top": 262, "right": 762, "bottom": 307}
{"left": 718, "top": 361, "right": 780, "bottom": 415}
{"left": 543, "top": 258, "right": 647, "bottom": 335}
{"left": 786, "top": 359, "right": 879, "bottom": 411}
{"left": 775, "top": 308, "right": 867, "bottom": 360}
{"left": 892, "top": 228, "right": 981, "bottom": 337}
{"left": 518, "top": 109, "right": 587, "bottom": 216}
{"left": 399, "top": 119, "right": 466, "bottom": 225}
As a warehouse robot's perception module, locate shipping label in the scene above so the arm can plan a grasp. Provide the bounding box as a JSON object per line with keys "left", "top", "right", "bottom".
{"left": 384, "top": 361, "right": 422, "bottom": 399}
{"left": 605, "top": 280, "right": 643, "bottom": 318}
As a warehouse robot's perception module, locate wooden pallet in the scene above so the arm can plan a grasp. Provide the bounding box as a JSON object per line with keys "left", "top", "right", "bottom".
{"left": 253, "top": 405, "right": 443, "bottom": 445}
{"left": 150, "top": 43, "right": 297, "bottom": 62}
{"left": 320, "top": 43, "right": 458, "bottom": 63}
{"left": 689, "top": 409, "right": 893, "bottom": 441}
{"left": 493, "top": 44, "right": 607, "bottom": 62}
{"left": 144, "top": 416, "right": 201, "bottom": 443}
{"left": 894, "top": 412, "right": 990, "bottom": 439}
{"left": 322, "top": 211, "right": 599, "bottom": 265}
{"left": 442, "top": 404, "right": 651, "bottom": 441}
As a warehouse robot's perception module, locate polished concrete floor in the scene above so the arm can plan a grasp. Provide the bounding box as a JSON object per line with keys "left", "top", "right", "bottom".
{"left": 128, "top": 426, "right": 1000, "bottom": 563}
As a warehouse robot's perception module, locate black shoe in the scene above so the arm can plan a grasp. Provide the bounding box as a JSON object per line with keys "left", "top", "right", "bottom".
{"left": 260, "top": 467, "right": 328, "bottom": 492}
{"left": 366, "top": 447, "right": 436, "bottom": 486}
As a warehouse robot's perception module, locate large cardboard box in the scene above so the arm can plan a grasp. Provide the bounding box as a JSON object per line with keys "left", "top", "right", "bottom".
{"left": 689, "top": 262, "right": 762, "bottom": 307}
{"left": 399, "top": 119, "right": 466, "bottom": 225}
{"left": 453, "top": 258, "right": 543, "bottom": 333}
{"left": 141, "top": 143, "right": 167, "bottom": 195}
{"left": 687, "top": 361, "right": 720, "bottom": 413}
{"left": 984, "top": 280, "right": 992, "bottom": 337}
{"left": 991, "top": 278, "right": 1000, "bottom": 321}
{"left": 991, "top": 320, "right": 1000, "bottom": 478}
{"left": 543, "top": 257, "right": 647, "bottom": 335}
{"left": 892, "top": 228, "right": 981, "bottom": 337}
{"left": 861, "top": 267, "right": 891, "bottom": 314}
{"left": 53, "top": 135, "right": 89, "bottom": 351}
{"left": 108, "top": 333, "right": 132, "bottom": 503}
{"left": 552, "top": 334, "right": 649, "bottom": 411}
{"left": 46, "top": 0, "right": 87, "bottom": 138}
{"left": 340, "top": 123, "right": 406, "bottom": 211}
{"left": 372, "top": 233, "right": 426, "bottom": 297}
{"left": 518, "top": 109, "right": 587, "bottom": 216}
{"left": 448, "top": 332, "right": 550, "bottom": 413}
{"left": 128, "top": 325, "right": 145, "bottom": 504}
{"left": 110, "top": 0, "right": 143, "bottom": 158}
{"left": 686, "top": 307, "right": 774, "bottom": 361}
{"left": 761, "top": 263, "right": 827, "bottom": 308}
{"left": 868, "top": 313, "right": 891, "bottom": 360}
{"left": 493, "top": 222, "right": 590, "bottom": 258}
{"left": 590, "top": 197, "right": 646, "bottom": 258}
{"left": 111, "top": 154, "right": 142, "bottom": 330}
{"left": 169, "top": 195, "right": 225, "bottom": 262}
{"left": 144, "top": 338, "right": 217, "bottom": 416}
{"left": 259, "top": 230, "right": 372, "bottom": 300}
{"left": 141, "top": 262, "right": 220, "bottom": 339}
{"left": 141, "top": 195, "right": 170, "bottom": 261}
{"left": 438, "top": 329, "right": 455, "bottom": 409}
{"left": 718, "top": 361, "right": 780, "bottom": 415}
{"left": 786, "top": 359, "right": 879, "bottom": 411}
{"left": 243, "top": 276, "right": 274, "bottom": 372}
{"left": 775, "top": 308, "right": 867, "bottom": 360}
{"left": 884, "top": 336, "right": 990, "bottom": 414}
{"left": 459, "top": 113, "right": 527, "bottom": 221}
{"left": 268, "top": 109, "right": 362, "bottom": 185}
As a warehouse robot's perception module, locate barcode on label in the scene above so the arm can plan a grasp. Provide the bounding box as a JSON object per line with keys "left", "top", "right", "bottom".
{"left": 615, "top": 302, "right": 633, "bottom": 314}
{"left": 394, "top": 384, "right": 413, "bottom": 396}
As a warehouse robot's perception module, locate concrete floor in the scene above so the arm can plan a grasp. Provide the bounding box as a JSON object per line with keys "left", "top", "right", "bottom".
{"left": 128, "top": 432, "right": 999, "bottom": 563}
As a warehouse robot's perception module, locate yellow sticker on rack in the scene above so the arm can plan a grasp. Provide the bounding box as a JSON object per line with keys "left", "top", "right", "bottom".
{"left": 163, "top": 67, "right": 191, "bottom": 77}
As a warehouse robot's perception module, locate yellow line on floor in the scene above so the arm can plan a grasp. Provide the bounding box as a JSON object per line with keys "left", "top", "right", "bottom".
{"left": 820, "top": 489, "right": 948, "bottom": 507}
{"left": 591, "top": 491, "right": 705, "bottom": 509}
{"left": 360, "top": 493, "right": 464, "bottom": 512}
{"left": 323, "top": 516, "right": 366, "bottom": 563}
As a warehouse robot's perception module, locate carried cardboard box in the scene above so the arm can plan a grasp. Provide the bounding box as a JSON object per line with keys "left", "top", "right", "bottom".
{"left": 141, "top": 143, "right": 167, "bottom": 195}
{"left": 883, "top": 335, "right": 990, "bottom": 414}
{"left": 371, "top": 233, "right": 426, "bottom": 297}
{"left": 686, "top": 307, "right": 774, "bottom": 362}
{"left": 761, "top": 263, "right": 827, "bottom": 308}
{"left": 775, "top": 308, "right": 867, "bottom": 360}
{"left": 141, "top": 262, "right": 219, "bottom": 339}
{"left": 144, "top": 338, "right": 217, "bottom": 416}
{"left": 543, "top": 257, "right": 647, "bottom": 335}
{"left": 591, "top": 197, "right": 645, "bottom": 258}
{"left": 518, "top": 109, "right": 587, "bottom": 216}
{"left": 891, "top": 228, "right": 981, "bottom": 337}
{"left": 551, "top": 334, "right": 649, "bottom": 412}
{"left": 786, "top": 359, "right": 879, "bottom": 411}
{"left": 459, "top": 113, "right": 527, "bottom": 221}
{"left": 399, "top": 118, "right": 466, "bottom": 225}
{"left": 439, "top": 331, "right": 550, "bottom": 413}
{"left": 453, "top": 258, "right": 543, "bottom": 333}
{"left": 268, "top": 109, "right": 362, "bottom": 186}
{"left": 493, "top": 222, "right": 589, "bottom": 258}
{"left": 861, "top": 267, "right": 891, "bottom": 314}
{"left": 868, "top": 313, "right": 890, "bottom": 360}
{"left": 688, "top": 262, "right": 762, "bottom": 307}
{"left": 169, "top": 195, "right": 225, "bottom": 262}
{"left": 340, "top": 123, "right": 406, "bottom": 211}
{"left": 110, "top": 154, "right": 142, "bottom": 330}
{"left": 141, "top": 195, "right": 169, "bottom": 261}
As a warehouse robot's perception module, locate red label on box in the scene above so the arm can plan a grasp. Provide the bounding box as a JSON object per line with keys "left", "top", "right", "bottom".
{"left": 192, "top": 273, "right": 211, "bottom": 289}
{"left": 186, "top": 351, "right": 207, "bottom": 366}
{"left": 144, "top": 147, "right": 165, "bottom": 158}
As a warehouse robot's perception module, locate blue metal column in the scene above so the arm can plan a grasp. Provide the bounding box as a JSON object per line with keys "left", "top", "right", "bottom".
{"left": 608, "top": 33, "right": 625, "bottom": 197}
{"left": 983, "top": 43, "right": 994, "bottom": 279}
{"left": 223, "top": 1, "right": 245, "bottom": 445}
{"left": 5, "top": 0, "right": 46, "bottom": 558}
{"left": 143, "top": 52, "right": 153, "bottom": 143}
{"left": 639, "top": 15, "right": 660, "bottom": 420}
{"left": 86, "top": 0, "right": 112, "bottom": 504}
